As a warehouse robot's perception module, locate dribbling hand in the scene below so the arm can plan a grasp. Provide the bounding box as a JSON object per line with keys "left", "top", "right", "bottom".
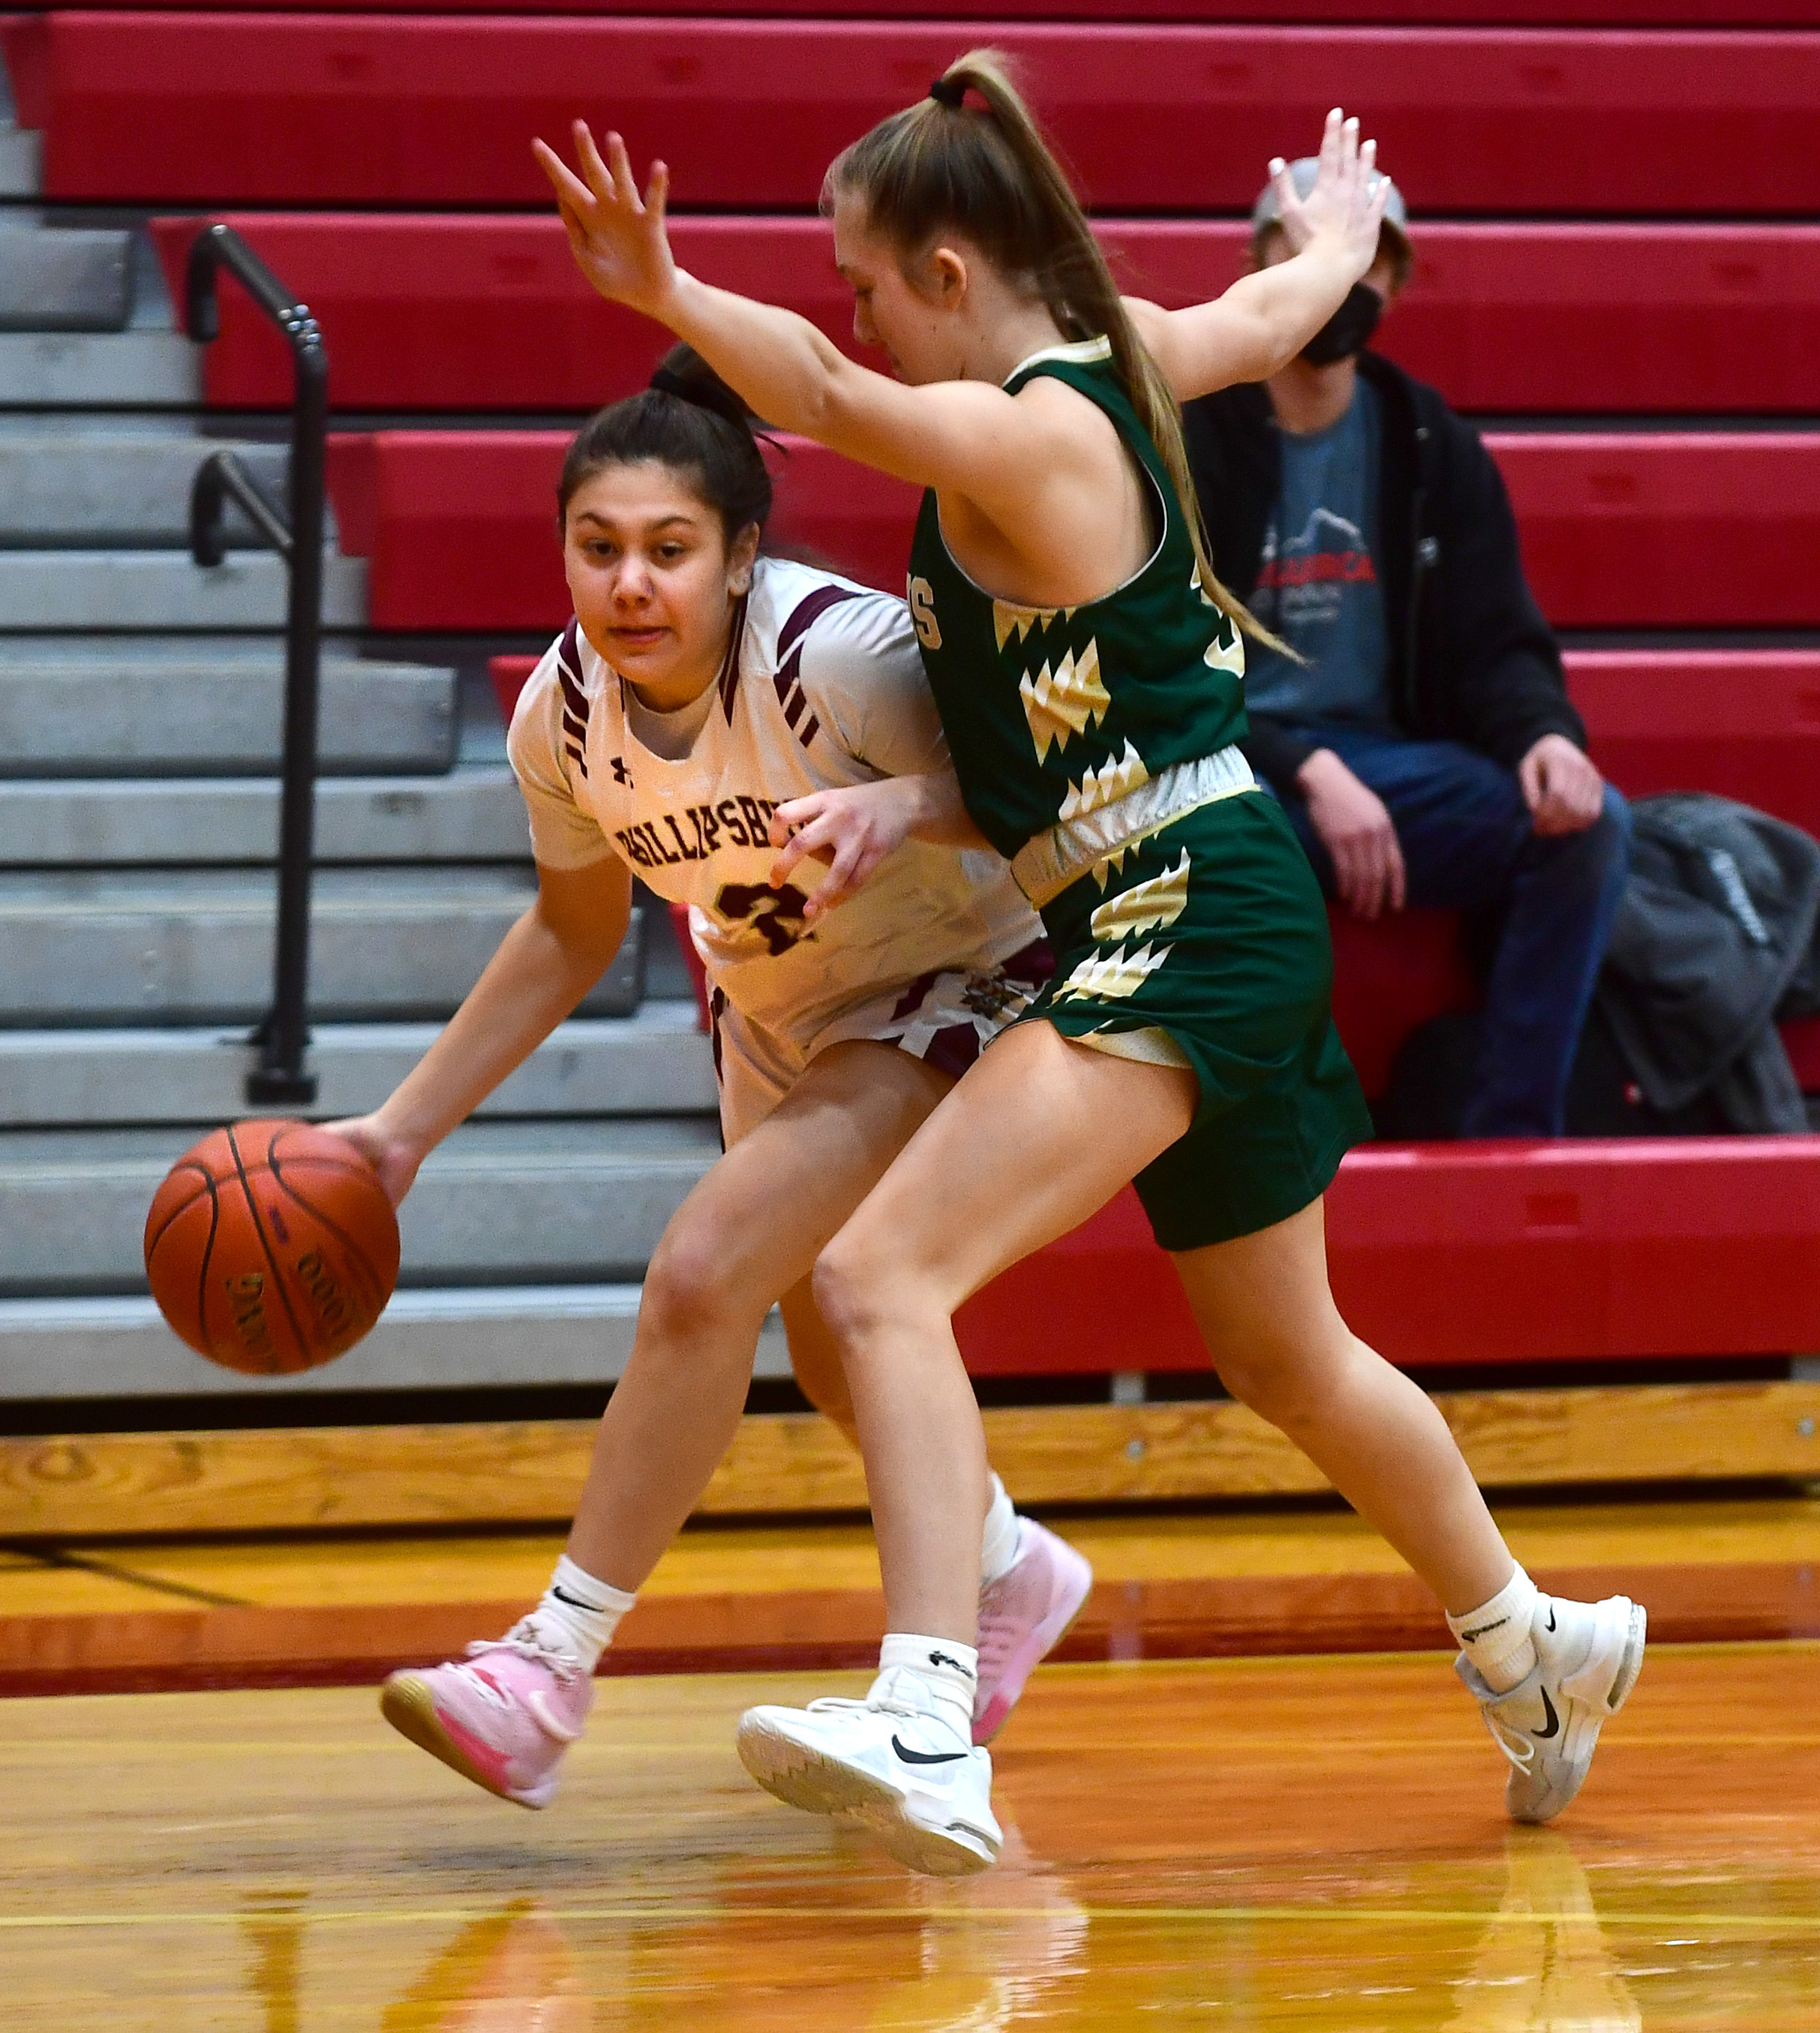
{"left": 533, "top": 121, "right": 680, "bottom": 322}
{"left": 321, "top": 1114, "right": 425, "bottom": 1211}
{"left": 1266, "top": 108, "right": 1390, "bottom": 283}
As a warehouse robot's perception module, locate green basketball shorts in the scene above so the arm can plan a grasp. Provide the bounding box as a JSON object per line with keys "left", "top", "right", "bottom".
{"left": 1022, "top": 788, "right": 1373, "bottom": 1251}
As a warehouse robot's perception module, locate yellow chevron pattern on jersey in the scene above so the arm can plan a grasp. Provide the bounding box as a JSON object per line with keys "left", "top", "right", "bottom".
{"left": 1059, "top": 739, "right": 1150, "bottom": 823}
{"left": 992, "top": 599, "right": 1075, "bottom": 653}
{"left": 1204, "top": 629, "right": 1246, "bottom": 674}
{"left": 1090, "top": 843, "right": 1135, "bottom": 890}
{"left": 1053, "top": 939, "right": 1173, "bottom": 1004}
{"left": 1089, "top": 850, "right": 1191, "bottom": 943}
{"left": 1018, "top": 638, "right": 1109, "bottom": 762}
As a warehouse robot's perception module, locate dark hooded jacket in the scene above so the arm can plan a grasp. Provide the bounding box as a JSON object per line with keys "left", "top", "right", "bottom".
{"left": 1595, "top": 794, "right": 1820, "bottom": 1133}
{"left": 1181, "top": 351, "right": 1584, "bottom": 795}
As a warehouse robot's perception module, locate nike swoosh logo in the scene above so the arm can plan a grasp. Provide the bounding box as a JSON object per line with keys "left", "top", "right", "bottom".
{"left": 1534, "top": 1686, "right": 1561, "bottom": 1740}
{"left": 891, "top": 1735, "right": 967, "bottom": 1767}
{"left": 1459, "top": 1615, "right": 1509, "bottom": 1643}
{"left": 1545, "top": 1603, "right": 1557, "bottom": 1633}
{"left": 551, "top": 1587, "right": 604, "bottom": 1611}
{"left": 927, "top": 1650, "right": 977, "bottom": 1680}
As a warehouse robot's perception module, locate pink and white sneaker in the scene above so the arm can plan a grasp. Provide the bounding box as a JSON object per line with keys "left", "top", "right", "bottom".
{"left": 972, "top": 1520, "right": 1094, "bottom": 1746}
{"left": 380, "top": 1623, "right": 593, "bottom": 1809}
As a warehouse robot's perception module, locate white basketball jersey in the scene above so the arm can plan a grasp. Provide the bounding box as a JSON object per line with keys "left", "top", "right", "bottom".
{"left": 508, "top": 557, "right": 1039, "bottom": 1045}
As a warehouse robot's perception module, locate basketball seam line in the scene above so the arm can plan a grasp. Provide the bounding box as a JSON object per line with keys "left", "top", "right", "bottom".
{"left": 266, "top": 1141, "right": 392, "bottom": 1305}
{"left": 227, "top": 1122, "right": 312, "bottom": 1374}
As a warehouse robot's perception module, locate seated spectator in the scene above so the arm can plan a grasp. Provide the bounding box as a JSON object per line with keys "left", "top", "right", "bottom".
{"left": 1182, "top": 161, "right": 1632, "bottom": 1138}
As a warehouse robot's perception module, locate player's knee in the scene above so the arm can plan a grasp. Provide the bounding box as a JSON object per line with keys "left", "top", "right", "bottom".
{"left": 640, "top": 1221, "right": 763, "bottom": 1349}
{"left": 1206, "top": 1322, "right": 1341, "bottom": 1431}
{"left": 809, "top": 1231, "right": 889, "bottom": 1352}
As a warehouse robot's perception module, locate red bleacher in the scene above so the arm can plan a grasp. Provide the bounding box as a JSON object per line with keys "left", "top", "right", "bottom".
{"left": 326, "top": 429, "right": 1820, "bottom": 634}
{"left": 9, "top": 17, "right": 1815, "bottom": 210}
{"left": 955, "top": 1139, "right": 1820, "bottom": 1376}
{"left": 20, "top": 0, "right": 1817, "bottom": 17}
{"left": 149, "top": 215, "right": 1820, "bottom": 417}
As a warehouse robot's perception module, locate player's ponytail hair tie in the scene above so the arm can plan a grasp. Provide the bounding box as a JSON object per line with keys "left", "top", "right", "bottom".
{"left": 927, "top": 76, "right": 966, "bottom": 109}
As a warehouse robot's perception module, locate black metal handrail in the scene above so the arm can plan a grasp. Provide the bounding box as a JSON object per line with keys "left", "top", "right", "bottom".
{"left": 186, "top": 223, "right": 327, "bottom": 1107}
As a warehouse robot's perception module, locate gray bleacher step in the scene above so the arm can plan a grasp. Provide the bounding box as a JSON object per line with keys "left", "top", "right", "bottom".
{"left": 0, "top": 765, "right": 521, "bottom": 863}
{"left": 0, "top": 124, "right": 41, "bottom": 199}
{"left": 0, "top": 332, "right": 199, "bottom": 407}
{"left": 0, "top": 225, "right": 132, "bottom": 332}
{"left": 0, "top": 1004, "right": 714, "bottom": 1128}
{"left": 0, "top": 641, "right": 454, "bottom": 775}
{"left": 0, "top": 1117, "right": 720, "bottom": 1296}
{"left": 0, "top": 422, "right": 294, "bottom": 548}
{"left": 0, "top": 1287, "right": 791, "bottom": 1401}
{"left": 0, "top": 869, "right": 645, "bottom": 1024}
{"left": 0, "top": 548, "right": 366, "bottom": 629}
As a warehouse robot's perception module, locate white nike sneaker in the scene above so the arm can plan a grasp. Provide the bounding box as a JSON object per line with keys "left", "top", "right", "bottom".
{"left": 736, "top": 1665, "right": 1003, "bottom": 1878}
{"left": 1456, "top": 1591, "right": 1647, "bottom": 1824}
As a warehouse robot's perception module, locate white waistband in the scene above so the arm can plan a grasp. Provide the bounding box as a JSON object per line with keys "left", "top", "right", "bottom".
{"left": 1009, "top": 746, "right": 1256, "bottom": 908}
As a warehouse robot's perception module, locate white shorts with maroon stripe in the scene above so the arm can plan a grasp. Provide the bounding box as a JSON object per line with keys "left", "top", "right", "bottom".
{"left": 710, "top": 936, "right": 1054, "bottom": 1147}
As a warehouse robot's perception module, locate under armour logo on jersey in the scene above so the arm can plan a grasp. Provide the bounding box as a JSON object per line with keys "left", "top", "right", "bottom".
{"left": 609, "top": 755, "right": 632, "bottom": 787}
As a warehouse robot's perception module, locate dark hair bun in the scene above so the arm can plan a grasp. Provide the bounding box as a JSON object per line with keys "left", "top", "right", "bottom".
{"left": 557, "top": 344, "right": 772, "bottom": 544}
{"left": 648, "top": 345, "right": 755, "bottom": 432}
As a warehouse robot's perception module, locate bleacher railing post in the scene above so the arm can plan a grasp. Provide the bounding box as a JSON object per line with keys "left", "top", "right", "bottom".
{"left": 185, "top": 223, "right": 326, "bottom": 1107}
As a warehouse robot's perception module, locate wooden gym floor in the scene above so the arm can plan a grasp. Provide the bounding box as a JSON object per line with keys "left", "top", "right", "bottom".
{"left": 3, "top": 1488, "right": 1818, "bottom": 1692}
{"left": 3, "top": 1493, "right": 1819, "bottom": 2025}
{"left": 5, "top": 1643, "right": 1817, "bottom": 2028}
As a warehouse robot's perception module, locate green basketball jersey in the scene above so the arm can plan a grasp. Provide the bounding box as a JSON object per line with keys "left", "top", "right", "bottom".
{"left": 905, "top": 336, "right": 1248, "bottom": 863}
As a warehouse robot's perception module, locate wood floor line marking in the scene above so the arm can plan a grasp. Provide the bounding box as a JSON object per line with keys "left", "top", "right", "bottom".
{"left": 2, "top": 1903, "right": 1814, "bottom": 1934}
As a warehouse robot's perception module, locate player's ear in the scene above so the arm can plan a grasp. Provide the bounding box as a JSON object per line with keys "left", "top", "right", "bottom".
{"left": 927, "top": 245, "right": 969, "bottom": 311}
{"left": 727, "top": 521, "right": 761, "bottom": 596}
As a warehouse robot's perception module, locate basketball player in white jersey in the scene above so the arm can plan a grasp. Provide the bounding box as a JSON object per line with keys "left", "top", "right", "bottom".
{"left": 339, "top": 350, "right": 1093, "bottom": 1810}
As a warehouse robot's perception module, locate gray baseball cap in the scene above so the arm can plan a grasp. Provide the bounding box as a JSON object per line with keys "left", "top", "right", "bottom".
{"left": 1251, "top": 157, "right": 1411, "bottom": 268}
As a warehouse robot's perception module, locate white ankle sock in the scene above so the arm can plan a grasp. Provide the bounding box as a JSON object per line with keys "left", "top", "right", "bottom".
{"left": 878, "top": 1632, "right": 978, "bottom": 1737}
{"left": 980, "top": 1473, "right": 1023, "bottom": 1588}
{"left": 523, "top": 1554, "right": 636, "bottom": 1673}
{"left": 1448, "top": 1566, "right": 1540, "bottom": 1694}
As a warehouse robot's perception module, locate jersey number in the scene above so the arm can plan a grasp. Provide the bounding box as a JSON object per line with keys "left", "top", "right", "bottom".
{"left": 714, "top": 881, "right": 813, "bottom": 957}
{"left": 908, "top": 576, "right": 942, "bottom": 652}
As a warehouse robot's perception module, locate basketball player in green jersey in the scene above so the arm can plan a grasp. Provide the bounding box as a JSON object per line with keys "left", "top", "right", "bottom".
{"left": 538, "top": 59, "right": 1645, "bottom": 1875}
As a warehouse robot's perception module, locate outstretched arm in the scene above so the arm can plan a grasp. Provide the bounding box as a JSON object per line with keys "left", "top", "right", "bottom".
{"left": 534, "top": 123, "right": 1071, "bottom": 524}
{"left": 329, "top": 856, "right": 634, "bottom": 1203}
{"left": 1124, "top": 109, "right": 1389, "bottom": 401}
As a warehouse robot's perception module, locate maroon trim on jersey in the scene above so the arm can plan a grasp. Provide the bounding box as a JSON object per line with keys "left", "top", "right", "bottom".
{"left": 716, "top": 591, "right": 750, "bottom": 722}
{"left": 776, "top": 584, "right": 857, "bottom": 664}
{"left": 764, "top": 585, "right": 857, "bottom": 752}
{"left": 556, "top": 616, "right": 589, "bottom": 780}
{"left": 765, "top": 584, "right": 860, "bottom": 752}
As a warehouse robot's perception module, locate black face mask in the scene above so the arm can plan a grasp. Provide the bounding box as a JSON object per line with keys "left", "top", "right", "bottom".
{"left": 1301, "top": 283, "right": 1383, "bottom": 367}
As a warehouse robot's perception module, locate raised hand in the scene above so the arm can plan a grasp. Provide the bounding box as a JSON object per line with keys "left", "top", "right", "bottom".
{"left": 533, "top": 120, "right": 679, "bottom": 321}
{"left": 1266, "top": 107, "right": 1389, "bottom": 281}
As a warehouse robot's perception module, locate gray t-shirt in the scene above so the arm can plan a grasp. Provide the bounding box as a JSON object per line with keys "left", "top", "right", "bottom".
{"left": 1243, "top": 380, "right": 1392, "bottom": 728}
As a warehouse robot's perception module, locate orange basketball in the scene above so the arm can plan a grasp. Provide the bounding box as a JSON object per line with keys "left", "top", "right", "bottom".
{"left": 143, "top": 1119, "right": 401, "bottom": 1375}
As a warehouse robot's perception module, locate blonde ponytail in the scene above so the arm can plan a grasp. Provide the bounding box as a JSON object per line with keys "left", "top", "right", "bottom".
{"left": 826, "top": 49, "right": 1290, "bottom": 656}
